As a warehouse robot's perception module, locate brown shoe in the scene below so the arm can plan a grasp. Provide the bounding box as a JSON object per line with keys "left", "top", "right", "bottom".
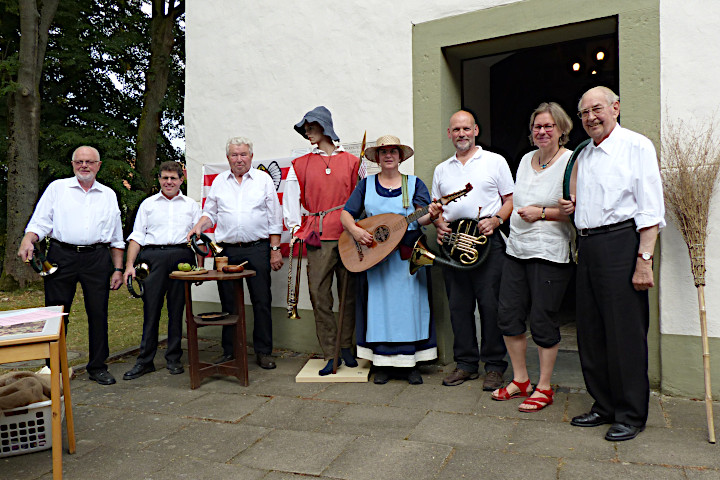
{"left": 482, "top": 371, "right": 503, "bottom": 391}
{"left": 256, "top": 353, "right": 276, "bottom": 369}
{"left": 442, "top": 368, "right": 479, "bottom": 386}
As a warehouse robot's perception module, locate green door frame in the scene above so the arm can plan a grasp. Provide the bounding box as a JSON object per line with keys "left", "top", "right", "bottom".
{"left": 412, "top": 0, "right": 661, "bottom": 385}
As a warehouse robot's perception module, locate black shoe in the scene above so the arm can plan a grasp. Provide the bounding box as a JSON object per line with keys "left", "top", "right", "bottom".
{"left": 341, "top": 348, "right": 358, "bottom": 368}
{"left": 407, "top": 368, "right": 423, "bottom": 385}
{"left": 256, "top": 353, "right": 276, "bottom": 369}
{"left": 123, "top": 363, "right": 156, "bottom": 380}
{"left": 167, "top": 363, "right": 184, "bottom": 375}
{"left": 212, "top": 354, "right": 234, "bottom": 364}
{"left": 605, "top": 423, "right": 644, "bottom": 441}
{"left": 319, "top": 359, "right": 341, "bottom": 376}
{"left": 373, "top": 368, "right": 390, "bottom": 384}
{"left": 571, "top": 411, "right": 613, "bottom": 427}
{"left": 89, "top": 369, "right": 116, "bottom": 385}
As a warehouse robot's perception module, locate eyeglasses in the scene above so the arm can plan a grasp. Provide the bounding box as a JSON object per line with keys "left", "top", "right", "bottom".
{"left": 532, "top": 124, "right": 556, "bottom": 132}
{"left": 159, "top": 175, "right": 181, "bottom": 181}
{"left": 577, "top": 105, "right": 608, "bottom": 119}
{"left": 72, "top": 160, "right": 99, "bottom": 166}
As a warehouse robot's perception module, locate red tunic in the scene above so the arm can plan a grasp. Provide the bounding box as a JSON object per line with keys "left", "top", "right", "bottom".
{"left": 292, "top": 151, "right": 359, "bottom": 241}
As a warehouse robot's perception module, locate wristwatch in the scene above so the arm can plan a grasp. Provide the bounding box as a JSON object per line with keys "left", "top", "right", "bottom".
{"left": 541, "top": 207, "right": 546, "bottom": 220}
{"left": 494, "top": 215, "right": 504, "bottom": 225}
{"left": 638, "top": 252, "right": 653, "bottom": 261}
{"left": 270, "top": 245, "right": 280, "bottom": 251}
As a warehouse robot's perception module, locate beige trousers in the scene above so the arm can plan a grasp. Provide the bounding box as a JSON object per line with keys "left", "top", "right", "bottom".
{"left": 306, "top": 241, "right": 356, "bottom": 358}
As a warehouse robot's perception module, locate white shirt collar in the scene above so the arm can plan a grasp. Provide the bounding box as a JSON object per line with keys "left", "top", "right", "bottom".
{"left": 311, "top": 145, "right": 346, "bottom": 156}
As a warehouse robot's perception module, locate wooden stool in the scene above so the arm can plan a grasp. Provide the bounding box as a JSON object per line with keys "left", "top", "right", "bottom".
{"left": 170, "top": 270, "right": 256, "bottom": 389}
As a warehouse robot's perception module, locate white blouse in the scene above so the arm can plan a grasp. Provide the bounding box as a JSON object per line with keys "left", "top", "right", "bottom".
{"left": 505, "top": 150, "right": 574, "bottom": 263}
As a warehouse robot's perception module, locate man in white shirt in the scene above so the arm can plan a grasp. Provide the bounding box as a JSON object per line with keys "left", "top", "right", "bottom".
{"left": 188, "top": 137, "right": 283, "bottom": 369}
{"left": 122, "top": 161, "right": 201, "bottom": 380}
{"left": 559, "top": 86, "right": 665, "bottom": 441}
{"left": 432, "top": 110, "right": 513, "bottom": 389}
{"left": 284, "top": 106, "right": 360, "bottom": 376}
{"left": 18, "top": 146, "right": 125, "bottom": 386}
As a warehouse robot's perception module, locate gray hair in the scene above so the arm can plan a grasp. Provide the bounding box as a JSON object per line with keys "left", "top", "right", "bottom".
{"left": 528, "top": 102, "right": 573, "bottom": 146}
{"left": 578, "top": 86, "right": 620, "bottom": 110}
{"left": 71, "top": 146, "right": 100, "bottom": 162}
{"left": 226, "top": 137, "right": 253, "bottom": 155}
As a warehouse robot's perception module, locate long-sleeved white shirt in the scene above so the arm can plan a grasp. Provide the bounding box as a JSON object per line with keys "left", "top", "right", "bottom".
{"left": 25, "top": 176, "right": 124, "bottom": 248}
{"left": 201, "top": 168, "right": 283, "bottom": 243}
{"left": 574, "top": 124, "right": 666, "bottom": 231}
{"left": 127, "top": 192, "right": 201, "bottom": 246}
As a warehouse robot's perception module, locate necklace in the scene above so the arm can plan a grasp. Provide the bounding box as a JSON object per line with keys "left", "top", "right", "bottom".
{"left": 319, "top": 155, "right": 331, "bottom": 175}
{"left": 539, "top": 147, "right": 561, "bottom": 169}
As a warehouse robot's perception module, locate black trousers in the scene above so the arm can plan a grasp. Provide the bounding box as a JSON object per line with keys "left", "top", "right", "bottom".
{"left": 442, "top": 231, "right": 508, "bottom": 374}
{"left": 135, "top": 246, "right": 194, "bottom": 367}
{"left": 576, "top": 227, "right": 649, "bottom": 427}
{"left": 44, "top": 242, "right": 113, "bottom": 373}
{"left": 497, "top": 256, "right": 573, "bottom": 348}
{"left": 218, "top": 242, "right": 273, "bottom": 356}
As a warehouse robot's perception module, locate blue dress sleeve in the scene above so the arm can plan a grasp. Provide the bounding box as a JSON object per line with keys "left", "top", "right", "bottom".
{"left": 413, "top": 177, "right": 431, "bottom": 208}
{"left": 343, "top": 178, "right": 367, "bottom": 218}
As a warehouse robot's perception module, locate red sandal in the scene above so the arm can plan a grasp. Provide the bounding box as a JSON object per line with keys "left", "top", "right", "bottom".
{"left": 491, "top": 378, "right": 531, "bottom": 401}
{"left": 518, "top": 388, "right": 554, "bottom": 412}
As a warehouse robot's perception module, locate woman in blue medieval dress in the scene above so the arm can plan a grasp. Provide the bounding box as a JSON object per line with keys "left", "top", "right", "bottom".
{"left": 341, "top": 135, "right": 442, "bottom": 385}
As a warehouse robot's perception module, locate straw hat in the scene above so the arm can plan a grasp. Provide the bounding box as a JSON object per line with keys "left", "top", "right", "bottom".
{"left": 364, "top": 135, "right": 414, "bottom": 163}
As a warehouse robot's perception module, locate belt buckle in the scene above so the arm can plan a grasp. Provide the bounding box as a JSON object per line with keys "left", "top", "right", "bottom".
{"left": 578, "top": 228, "right": 589, "bottom": 237}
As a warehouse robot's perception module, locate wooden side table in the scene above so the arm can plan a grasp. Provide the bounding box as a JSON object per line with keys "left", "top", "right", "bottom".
{"left": 0, "top": 306, "right": 75, "bottom": 480}
{"left": 170, "top": 270, "right": 256, "bottom": 389}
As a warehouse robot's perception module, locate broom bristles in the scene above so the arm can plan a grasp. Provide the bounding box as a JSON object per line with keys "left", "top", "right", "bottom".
{"left": 661, "top": 117, "right": 720, "bottom": 286}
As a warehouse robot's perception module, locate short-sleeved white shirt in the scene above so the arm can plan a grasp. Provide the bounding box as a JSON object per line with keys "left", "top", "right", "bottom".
{"left": 127, "top": 192, "right": 201, "bottom": 246}
{"left": 431, "top": 146, "right": 514, "bottom": 221}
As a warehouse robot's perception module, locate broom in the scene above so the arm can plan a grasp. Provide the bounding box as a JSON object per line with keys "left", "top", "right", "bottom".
{"left": 660, "top": 117, "right": 720, "bottom": 444}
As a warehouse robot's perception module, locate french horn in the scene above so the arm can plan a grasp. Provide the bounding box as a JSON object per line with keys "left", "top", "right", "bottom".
{"left": 409, "top": 234, "right": 490, "bottom": 275}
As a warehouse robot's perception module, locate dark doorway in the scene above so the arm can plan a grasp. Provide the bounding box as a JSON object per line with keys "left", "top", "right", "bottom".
{"left": 462, "top": 32, "right": 618, "bottom": 172}
{"left": 461, "top": 29, "right": 619, "bottom": 340}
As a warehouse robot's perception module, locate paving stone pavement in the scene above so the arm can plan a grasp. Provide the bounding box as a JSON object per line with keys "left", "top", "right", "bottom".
{"left": 2, "top": 340, "right": 720, "bottom": 480}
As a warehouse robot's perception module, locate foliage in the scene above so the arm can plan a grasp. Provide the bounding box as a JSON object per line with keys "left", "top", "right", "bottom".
{"left": 660, "top": 116, "right": 720, "bottom": 286}
{"left": 0, "top": 0, "right": 185, "bottom": 261}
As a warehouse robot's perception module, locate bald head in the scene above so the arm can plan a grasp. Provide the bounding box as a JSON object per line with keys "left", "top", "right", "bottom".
{"left": 578, "top": 86, "right": 620, "bottom": 144}
{"left": 448, "top": 110, "right": 479, "bottom": 154}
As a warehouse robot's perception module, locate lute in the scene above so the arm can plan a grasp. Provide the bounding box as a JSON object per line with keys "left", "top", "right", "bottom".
{"left": 339, "top": 183, "right": 473, "bottom": 272}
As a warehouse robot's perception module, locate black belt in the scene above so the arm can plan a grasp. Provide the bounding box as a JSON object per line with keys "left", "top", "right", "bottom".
{"left": 577, "top": 219, "right": 636, "bottom": 237}
{"left": 218, "top": 239, "right": 268, "bottom": 248}
{"left": 51, "top": 239, "right": 110, "bottom": 252}
{"left": 143, "top": 244, "right": 190, "bottom": 250}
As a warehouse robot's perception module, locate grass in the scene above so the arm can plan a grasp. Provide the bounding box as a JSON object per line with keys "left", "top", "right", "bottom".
{"left": 0, "top": 284, "right": 168, "bottom": 369}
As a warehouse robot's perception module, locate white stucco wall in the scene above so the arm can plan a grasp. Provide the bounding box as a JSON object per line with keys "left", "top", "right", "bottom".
{"left": 186, "top": 0, "right": 720, "bottom": 339}
{"left": 184, "top": 0, "right": 519, "bottom": 306}
{"left": 659, "top": 0, "right": 720, "bottom": 337}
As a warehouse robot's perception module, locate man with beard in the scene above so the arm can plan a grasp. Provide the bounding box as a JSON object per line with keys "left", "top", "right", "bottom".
{"left": 431, "top": 110, "right": 512, "bottom": 389}
{"left": 19, "top": 146, "right": 124, "bottom": 385}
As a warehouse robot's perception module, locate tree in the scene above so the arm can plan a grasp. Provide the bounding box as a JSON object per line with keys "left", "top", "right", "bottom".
{"left": 0, "top": 0, "right": 59, "bottom": 289}
{"left": 135, "top": 0, "right": 184, "bottom": 193}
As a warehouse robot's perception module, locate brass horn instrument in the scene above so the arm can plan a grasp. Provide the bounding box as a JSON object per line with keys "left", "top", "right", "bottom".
{"left": 27, "top": 243, "right": 58, "bottom": 276}
{"left": 126, "top": 262, "right": 150, "bottom": 298}
{"left": 441, "top": 218, "right": 489, "bottom": 266}
{"left": 189, "top": 233, "right": 223, "bottom": 257}
{"left": 409, "top": 234, "right": 490, "bottom": 275}
{"left": 286, "top": 226, "right": 303, "bottom": 319}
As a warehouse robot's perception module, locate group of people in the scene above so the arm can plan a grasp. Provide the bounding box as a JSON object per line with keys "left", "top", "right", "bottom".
{"left": 17, "top": 85, "right": 664, "bottom": 443}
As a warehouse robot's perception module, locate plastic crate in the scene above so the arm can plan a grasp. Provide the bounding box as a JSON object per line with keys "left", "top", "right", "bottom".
{"left": 0, "top": 398, "right": 63, "bottom": 458}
